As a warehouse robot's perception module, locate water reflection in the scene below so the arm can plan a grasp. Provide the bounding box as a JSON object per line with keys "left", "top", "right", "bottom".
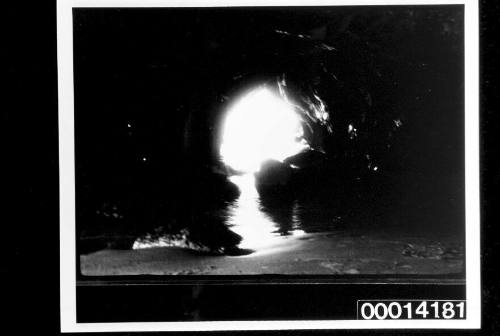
{"left": 226, "top": 174, "right": 305, "bottom": 252}
{"left": 132, "top": 174, "right": 337, "bottom": 254}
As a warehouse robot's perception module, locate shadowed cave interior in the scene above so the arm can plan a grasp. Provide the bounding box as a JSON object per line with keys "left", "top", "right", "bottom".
{"left": 74, "top": 6, "right": 465, "bottom": 275}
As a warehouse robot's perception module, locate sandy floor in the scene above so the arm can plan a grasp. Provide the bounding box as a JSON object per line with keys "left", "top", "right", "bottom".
{"left": 81, "top": 231, "right": 464, "bottom": 276}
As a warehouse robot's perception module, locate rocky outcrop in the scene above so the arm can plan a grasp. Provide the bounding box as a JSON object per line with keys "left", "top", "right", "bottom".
{"left": 254, "top": 159, "right": 294, "bottom": 196}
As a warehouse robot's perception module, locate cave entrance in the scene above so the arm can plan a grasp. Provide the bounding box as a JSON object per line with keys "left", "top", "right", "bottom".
{"left": 219, "top": 86, "right": 308, "bottom": 173}
{"left": 217, "top": 85, "right": 309, "bottom": 253}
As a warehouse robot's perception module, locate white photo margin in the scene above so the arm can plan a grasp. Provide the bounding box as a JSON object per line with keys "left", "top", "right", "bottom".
{"left": 57, "top": 0, "right": 480, "bottom": 331}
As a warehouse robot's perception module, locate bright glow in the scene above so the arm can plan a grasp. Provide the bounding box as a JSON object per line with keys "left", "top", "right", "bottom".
{"left": 220, "top": 87, "right": 308, "bottom": 172}
{"left": 226, "top": 174, "right": 282, "bottom": 250}
{"left": 226, "top": 174, "right": 306, "bottom": 254}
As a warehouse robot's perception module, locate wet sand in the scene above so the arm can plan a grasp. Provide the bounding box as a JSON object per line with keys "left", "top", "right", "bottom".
{"left": 81, "top": 231, "right": 464, "bottom": 276}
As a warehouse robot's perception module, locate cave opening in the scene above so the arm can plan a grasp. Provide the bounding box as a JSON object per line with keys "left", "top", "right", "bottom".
{"left": 219, "top": 85, "right": 309, "bottom": 174}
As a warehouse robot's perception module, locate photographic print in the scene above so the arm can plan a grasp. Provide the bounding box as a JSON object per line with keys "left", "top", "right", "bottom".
{"left": 58, "top": 0, "right": 480, "bottom": 331}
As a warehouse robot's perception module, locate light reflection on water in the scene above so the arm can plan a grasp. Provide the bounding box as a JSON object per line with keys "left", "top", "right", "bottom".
{"left": 131, "top": 174, "right": 306, "bottom": 253}
{"left": 227, "top": 174, "right": 305, "bottom": 252}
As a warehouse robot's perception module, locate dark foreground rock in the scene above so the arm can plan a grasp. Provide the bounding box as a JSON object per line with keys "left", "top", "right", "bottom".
{"left": 254, "top": 159, "right": 294, "bottom": 196}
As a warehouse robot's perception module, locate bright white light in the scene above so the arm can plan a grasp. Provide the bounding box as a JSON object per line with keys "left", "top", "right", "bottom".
{"left": 226, "top": 174, "right": 307, "bottom": 253}
{"left": 226, "top": 174, "right": 281, "bottom": 250}
{"left": 220, "top": 87, "right": 308, "bottom": 172}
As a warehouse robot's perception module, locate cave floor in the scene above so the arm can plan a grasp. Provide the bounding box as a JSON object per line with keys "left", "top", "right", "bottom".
{"left": 80, "top": 231, "right": 464, "bottom": 276}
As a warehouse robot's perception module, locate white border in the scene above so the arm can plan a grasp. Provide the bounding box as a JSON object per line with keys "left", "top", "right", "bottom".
{"left": 58, "top": 0, "right": 480, "bottom": 331}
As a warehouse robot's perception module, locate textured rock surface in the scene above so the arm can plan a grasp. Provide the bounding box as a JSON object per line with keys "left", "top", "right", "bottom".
{"left": 81, "top": 232, "right": 464, "bottom": 276}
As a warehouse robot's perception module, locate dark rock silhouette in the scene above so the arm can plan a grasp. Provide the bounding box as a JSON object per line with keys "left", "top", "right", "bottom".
{"left": 183, "top": 213, "right": 243, "bottom": 254}
{"left": 283, "top": 149, "right": 327, "bottom": 169}
{"left": 254, "top": 159, "right": 294, "bottom": 197}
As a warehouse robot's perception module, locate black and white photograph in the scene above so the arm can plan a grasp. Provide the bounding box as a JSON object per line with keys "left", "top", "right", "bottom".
{"left": 57, "top": 0, "right": 480, "bottom": 331}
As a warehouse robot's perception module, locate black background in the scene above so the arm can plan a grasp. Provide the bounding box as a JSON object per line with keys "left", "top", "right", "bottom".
{"left": 5, "top": 0, "right": 500, "bottom": 334}
{"left": 77, "top": 282, "right": 464, "bottom": 322}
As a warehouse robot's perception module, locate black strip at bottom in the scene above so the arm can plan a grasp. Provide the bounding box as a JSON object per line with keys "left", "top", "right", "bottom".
{"left": 77, "top": 282, "right": 465, "bottom": 323}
